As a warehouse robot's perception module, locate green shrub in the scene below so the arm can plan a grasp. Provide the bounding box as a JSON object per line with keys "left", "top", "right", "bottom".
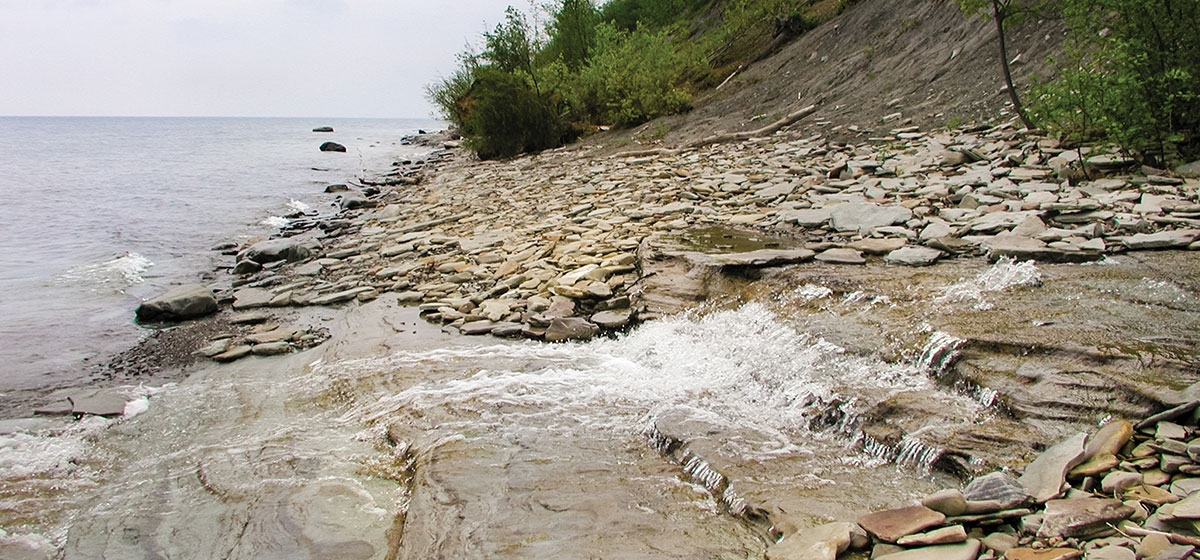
{"left": 1033, "top": 0, "right": 1200, "bottom": 164}
{"left": 573, "top": 23, "right": 698, "bottom": 126}
{"left": 456, "top": 67, "right": 571, "bottom": 159}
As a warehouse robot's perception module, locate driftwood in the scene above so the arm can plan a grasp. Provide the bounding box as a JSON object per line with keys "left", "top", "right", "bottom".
{"left": 612, "top": 104, "right": 818, "bottom": 160}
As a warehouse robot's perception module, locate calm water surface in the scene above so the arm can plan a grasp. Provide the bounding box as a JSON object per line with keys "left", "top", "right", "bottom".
{"left": 0, "top": 116, "right": 441, "bottom": 391}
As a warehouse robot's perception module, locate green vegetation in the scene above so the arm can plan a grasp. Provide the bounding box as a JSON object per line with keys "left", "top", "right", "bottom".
{"left": 427, "top": 0, "right": 855, "bottom": 159}
{"left": 954, "top": 0, "right": 1199, "bottom": 166}
{"left": 1029, "top": 0, "right": 1200, "bottom": 166}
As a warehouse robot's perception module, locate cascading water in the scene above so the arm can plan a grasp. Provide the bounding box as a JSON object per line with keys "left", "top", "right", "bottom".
{"left": 1, "top": 288, "right": 992, "bottom": 558}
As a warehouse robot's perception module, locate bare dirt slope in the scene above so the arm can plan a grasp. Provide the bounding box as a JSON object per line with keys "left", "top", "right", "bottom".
{"left": 594, "top": 0, "right": 1064, "bottom": 151}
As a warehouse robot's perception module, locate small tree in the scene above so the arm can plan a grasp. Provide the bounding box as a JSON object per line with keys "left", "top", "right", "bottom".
{"left": 954, "top": 0, "right": 1045, "bottom": 129}
{"left": 545, "top": 0, "right": 599, "bottom": 71}
{"left": 483, "top": 7, "right": 541, "bottom": 91}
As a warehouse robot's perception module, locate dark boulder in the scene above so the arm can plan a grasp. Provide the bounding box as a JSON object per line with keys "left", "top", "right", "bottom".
{"left": 238, "top": 238, "right": 313, "bottom": 265}
{"left": 312, "top": 126, "right": 334, "bottom": 132}
{"left": 319, "top": 141, "right": 347, "bottom": 152}
{"left": 135, "top": 284, "right": 218, "bottom": 322}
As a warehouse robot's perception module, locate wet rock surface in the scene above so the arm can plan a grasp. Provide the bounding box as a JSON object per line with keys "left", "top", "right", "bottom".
{"left": 6, "top": 122, "right": 1200, "bottom": 558}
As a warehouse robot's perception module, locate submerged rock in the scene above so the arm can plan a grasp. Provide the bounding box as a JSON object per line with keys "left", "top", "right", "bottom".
{"left": 319, "top": 141, "right": 347, "bottom": 152}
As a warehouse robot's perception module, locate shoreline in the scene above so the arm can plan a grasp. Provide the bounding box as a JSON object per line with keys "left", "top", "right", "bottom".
{"left": 4, "top": 121, "right": 1200, "bottom": 557}
{"left": 9, "top": 119, "right": 1200, "bottom": 424}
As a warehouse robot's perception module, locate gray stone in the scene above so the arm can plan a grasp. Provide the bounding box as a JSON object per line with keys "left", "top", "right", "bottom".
{"left": 858, "top": 504, "right": 946, "bottom": 543}
{"left": 489, "top": 322, "right": 526, "bottom": 337}
{"left": 311, "top": 286, "right": 376, "bottom": 305}
{"left": 338, "top": 192, "right": 372, "bottom": 210}
{"left": 459, "top": 321, "right": 497, "bottom": 336}
{"left": 1087, "top": 545, "right": 1136, "bottom": 560}
{"left": 1119, "top": 230, "right": 1200, "bottom": 250}
{"left": 195, "top": 339, "right": 231, "bottom": 358}
{"left": 922, "top": 489, "right": 968, "bottom": 517}
{"left": 459, "top": 231, "right": 509, "bottom": 253}
{"left": 1019, "top": 431, "right": 1087, "bottom": 503}
{"left": 874, "top": 539, "right": 980, "bottom": 560}
{"left": 968, "top": 211, "right": 1041, "bottom": 234}
{"left": 1176, "top": 160, "right": 1200, "bottom": 178}
{"left": 231, "top": 287, "right": 275, "bottom": 310}
{"left": 983, "top": 235, "right": 1103, "bottom": 263}
{"left": 814, "top": 248, "right": 866, "bottom": 265}
{"left": 979, "top": 532, "right": 1018, "bottom": 555}
{"left": 849, "top": 238, "right": 908, "bottom": 255}
{"left": 1171, "top": 478, "right": 1200, "bottom": 497}
{"left": 1166, "top": 492, "right": 1200, "bottom": 519}
{"left": 766, "top": 521, "right": 854, "bottom": 560}
{"left": 965, "top": 472, "right": 1032, "bottom": 509}
{"left": 319, "top": 141, "right": 346, "bottom": 152}
{"left": 213, "top": 345, "right": 253, "bottom": 362}
{"left": 136, "top": 284, "right": 218, "bottom": 322}
{"left": 591, "top": 309, "right": 632, "bottom": 329}
{"left": 240, "top": 238, "right": 313, "bottom": 265}
{"left": 702, "top": 248, "right": 816, "bottom": 267}
{"left": 1101, "top": 471, "right": 1144, "bottom": 494}
{"left": 250, "top": 341, "right": 292, "bottom": 356}
{"left": 895, "top": 524, "right": 967, "bottom": 546}
{"left": 230, "top": 311, "right": 272, "bottom": 325}
{"left": 885, "top": 246, "right": 943, "bottom": 267}
{"left": 829, "top": 203, "right": 913, "bottom": 233}
{"left": 544, "top": 318, "right": 599, "bottom": 342}
{"left": 779, "top": 207, "right": 833, "bottom": 227}
{"left": 68, "top": 390, "right": 128, "bottom": 417}
{"left": 1036, "top": 497, "right": 1134, "bottom": 539}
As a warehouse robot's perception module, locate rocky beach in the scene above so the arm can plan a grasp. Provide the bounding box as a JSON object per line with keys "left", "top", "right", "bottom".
{"left": 5, "top": 118, "right": 1200, "bottom": 559}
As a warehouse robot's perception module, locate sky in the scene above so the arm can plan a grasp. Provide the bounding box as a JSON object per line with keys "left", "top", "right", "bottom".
{"left": 0, "top": 0, "right": 524, "bottom": 118}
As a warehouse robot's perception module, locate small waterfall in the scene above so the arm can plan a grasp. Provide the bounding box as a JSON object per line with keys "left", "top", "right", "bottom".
{"left": 917, "top": 332, "right": 966, "bottom": 377}
{"left": 642, "top": 421, "right": 771, "bottom": 532}
{"left": 895, "top": 436, "right": 944, "bottom": 476}
{"left": 918, "top": 332, "right": 1004, "bottom": 409}
{"left": 855, "top": 432, "right": 944, "bottom": 477}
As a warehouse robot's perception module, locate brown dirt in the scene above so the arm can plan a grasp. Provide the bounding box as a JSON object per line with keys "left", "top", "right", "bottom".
{"left": 585, "top": 0, "right": 1065, "bottom": 154}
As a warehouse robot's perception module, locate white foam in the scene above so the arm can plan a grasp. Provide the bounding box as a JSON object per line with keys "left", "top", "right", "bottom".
{"left": 286, "top": 198, "right": 312, "bottom": 213}
{"left": 261, "top": 216, "right": 289, "bottom": 228}
{"left": 329, "top": 302, "right": 954, "bottom": 460}
{"left": 56, "top": 252, "right": 154, "bottom": 291}
{"left": 0, "top": 415, "right": 109, "bottom": 479}
{"left": 937, "top": 257, "right": 1042, "bottom": 310}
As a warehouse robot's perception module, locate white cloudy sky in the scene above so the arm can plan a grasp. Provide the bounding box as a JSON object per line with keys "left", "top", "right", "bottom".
{"left": 0, "top": 0, "right": 522, "bottom": 118}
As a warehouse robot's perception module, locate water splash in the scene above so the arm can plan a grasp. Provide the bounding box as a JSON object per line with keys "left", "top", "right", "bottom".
{"left": 937, "top": 257, "right": 1042, "bottom": 310}
{"left": 55, "top": 252, "right": 154, "bottom": 292}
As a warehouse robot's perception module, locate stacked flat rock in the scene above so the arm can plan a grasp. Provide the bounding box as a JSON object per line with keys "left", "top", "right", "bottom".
{"left": 200, "top": 122, "right": 1196, "bottom": 344}
{"left": 767, "top": 404, "right": 1200, "bottom": 560}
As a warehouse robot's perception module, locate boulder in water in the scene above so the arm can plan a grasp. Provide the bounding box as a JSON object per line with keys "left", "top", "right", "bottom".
{"left": 312, "top": 126, "right": 334, "bottom": 133}
{"left": 135, "top": 284, "right": 218, "bottom": 322}
{"left": 319, "top": 141, "right": 347, "bottom": 152}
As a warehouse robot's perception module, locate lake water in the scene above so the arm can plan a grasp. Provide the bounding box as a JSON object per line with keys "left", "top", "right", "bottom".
{"left": 0, "top": 117, "right": 441, "bottom": 392}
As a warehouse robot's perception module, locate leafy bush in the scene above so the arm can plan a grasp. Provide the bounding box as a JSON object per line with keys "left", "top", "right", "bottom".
{"left": 573, "top": 23, "right": 697, "bottom": 126}
{"left": 1032, "top": 0, "right": 1200, "bottom": 164}
{"left": 599, "top": 0, "right": 711, "bottom": 31}
{"left": 456, "top": 67, "right": 570, "bottom": 160}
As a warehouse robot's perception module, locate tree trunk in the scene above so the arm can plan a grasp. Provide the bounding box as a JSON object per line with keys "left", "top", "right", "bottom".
{"left": 992, "top": 0, "right": 1037, "bottom": 129}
